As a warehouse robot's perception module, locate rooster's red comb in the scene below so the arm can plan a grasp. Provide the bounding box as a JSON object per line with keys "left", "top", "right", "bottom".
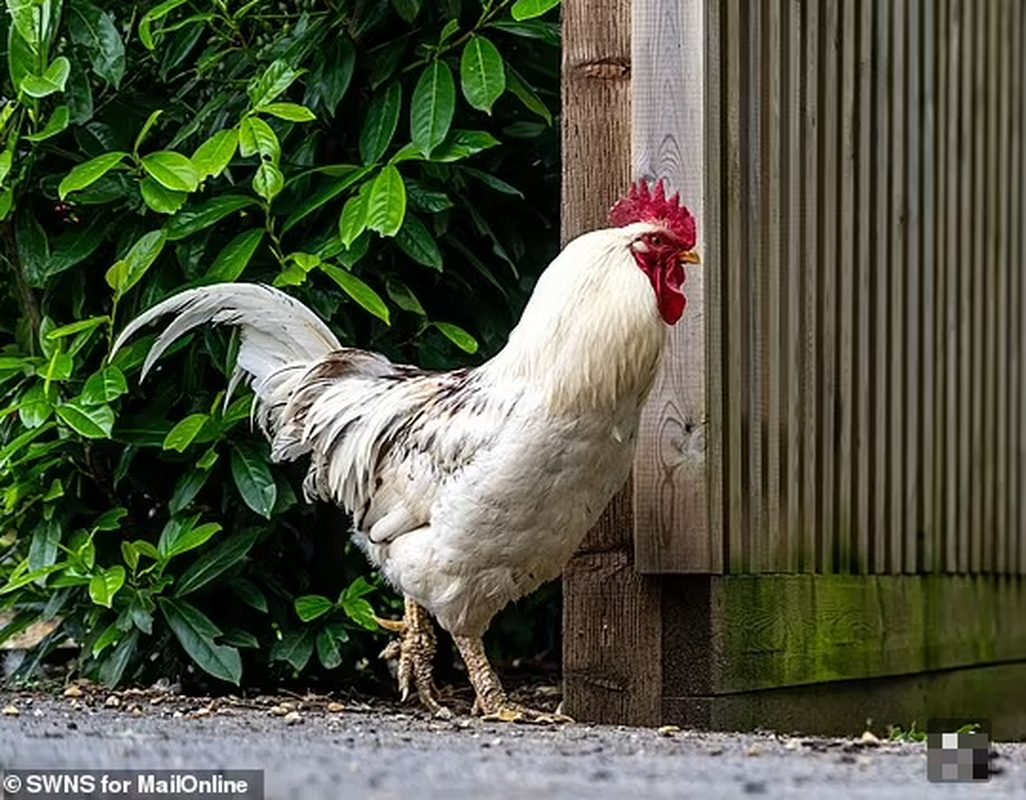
{"left": 608, "top": 178, "right": 696, "bottom": 247}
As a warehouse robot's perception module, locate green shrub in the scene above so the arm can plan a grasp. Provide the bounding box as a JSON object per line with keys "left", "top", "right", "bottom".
{"left": 0, "top": 0, "right": 560, "bottom": 689}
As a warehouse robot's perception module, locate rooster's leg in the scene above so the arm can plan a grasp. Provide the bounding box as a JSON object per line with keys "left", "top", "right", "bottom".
{"left": 377, "top": 597, "right": 451, "bottom": 718}
{"left": 453, "top": 634, "right": 573, "bottom": 724}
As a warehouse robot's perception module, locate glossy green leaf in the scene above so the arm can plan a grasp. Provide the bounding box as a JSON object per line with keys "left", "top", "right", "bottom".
{"left": 359, "top": 81, "right": 401, "bottom": 165}
{"left": 386, "top": 279, "right": 426, "bottom": 315}
{"left": 140, "top": 176, "right": 188, "bottom": 214}
{"left": 165, "top": 195, "right": 256, "bottom": 241}
{"left": 460, "top": 166, "right": 523, "bottom": 197}
{"left": 320, "top": 264, "right": 390, "bottom": 324}
{"left": 270, "top": 629, "right": 314, "bottom": 672}
{"left": 511, "top": 0, "right": 561, "bottom": 20}
{"left": 505, "top": 64, "right": 552, "bottom": 125}
{"left": 93, "top": 507, "right": 127, "bottom": 531}
{"left": 176, "top": 528, "right": 260, "bottom": 597}
{"left": 316, "top": 628, "right": 342, "bottom": 670}
{"left": 260, "top": 102, "right": 316, "bottom": 122}
{"left": 138, "top": 0, "right": 190, "bottom": 50}
{"left": 56, "top": 401, "right": 114, "bottom": 438}
{"left": 338, "top": 183, "right": 371, "bottom": 248}
{"left": 460, "top": 36, "right": 505, "bottom": 113}
{"left": 59, "top": 152, "right": 129, "bottom": 200}
{"left": 411, "top": 61, "right": 455, "bottom": 158}
{"left": 160, "top": 598, "right": 242, "bottom": 684}
{"left": 24, "top": 105, "right": 70, "bottom": 142}
{"left": 105, "top": 230, "right": 166, "bottom": 299}
{"left": 28, "top": 519, "right": 60, "bottom": 573}
{"left": 81, "top": 366, "right": 127, "bottom": 405}
{"left": 252, "top": 162, "right": 284, "bottom": 203}
{"left": 294, "top": 594, "right": 333, "bottom": 622}
{"left": 141, "top": 151, "right": 199, "bottom": 192}
{"left": 46, "top": 315, "right": 109, "bottom": 340}
{"left": 238, "top": 116, "right": 280, "bottom": 163}
{"left": 395, "top": 213, "right": 443, "bottom": 270}
{"left": 391, "top": 0, "right": 422, "bottom": 23}
{"left": 283, "top": 165, "right": 372, "bottom": 234}
{"left": 169, "top": 466, "right": 210, "bottom": 515}
{"left": 191, "top": 129, "right": 238, "bottom": 181}
{"left": 88, "top": 565, "right": 126, "bottom": 608}
{"left": 231, "top": 578, "right": 267, "bottom": 613}
{"left": 429, "top": 130, "right": 500, "bottom": 162}
{"left": 164, "top": 520, "right": 221, "bottom": 559}
{"left": 230, "top": 443, "right": 277, "bottom": 518}
{"left": 162, "top": 413, "right": 210, "bottom": 452}
{"left": 248, "top": 60, "right": 302, "bottom": 109}
{"left": 67, "top": 2, "right": 126, "bottom": 87}
{"left": 203, "top": 228, "right": 264, "bottom": 282}
{"left": 21, "top": 57, "right": 72, "bottom": 98}
{"left": 133, "top": 110, "right": 163, "bottom": 154}
{"left": 19, "top": 384, "right": 55, "bottom": 429}
{"left": 340, "top": 595, "right": 378, "bottom": 631}
{"left": 366, "top": 165, "right": 406, "bottom": 237}
{"left": 434, "top": 321, "right": 479, "bottom": 354}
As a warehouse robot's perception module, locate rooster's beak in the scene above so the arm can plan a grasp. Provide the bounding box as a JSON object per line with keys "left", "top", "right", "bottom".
{"left": 679, "top": 250, "right": 701, "bottom": 265}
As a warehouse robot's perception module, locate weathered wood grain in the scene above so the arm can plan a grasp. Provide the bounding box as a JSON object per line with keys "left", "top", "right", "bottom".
{"left": 632, "top": 0, "right": 716, "bottom": 574}
{"left": 561, "top": 0, "right": 663, "bottom": 726}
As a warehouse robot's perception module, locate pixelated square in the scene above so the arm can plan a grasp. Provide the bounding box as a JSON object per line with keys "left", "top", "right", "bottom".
{"left": 926, "top": 718, "right": 992, "bottom": 783}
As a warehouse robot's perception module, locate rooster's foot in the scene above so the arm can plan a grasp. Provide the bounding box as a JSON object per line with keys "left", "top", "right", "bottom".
{"left": 378, "top": 598, "right": 451, "bottom": 719}
{"left": 454, "top": 633, "right": 574, "bottom": 726}
{"left": 480, "top": 703, "right": 574, "bottom": 725}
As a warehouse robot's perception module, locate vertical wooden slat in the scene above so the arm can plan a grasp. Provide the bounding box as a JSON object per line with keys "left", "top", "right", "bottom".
{"left": 993, "top": 0, "right": 1010, "bottom": 575}
{"left": 744, "top": 0, "right": 765, "bottom": 572}
{"left": 956, "top": 0, "right": 972, "bottom": 574}
{"left": 561, "top": 0, "right": 663, "bottom": 726}
{"left": 889, "top": 0, "right": 907, "bottom": 574}
{"left": 904, "top": 0, "right": 921, "bottom": 574}
{"left": 764, "top": 0, "right": 783, "bottom": 572}
{"left": 871, "top": 0, "right": 891, "bottom": 575}
{"left": 855, "top": 0, "right": 873, "bottom": 573}
{"left": 932, "top": 0, "right": 948, "bottom": 575}
{"left": 784, "top": 0, "right": 802, "bottom": 574}
{"left": 724, "top": 0, "right": 745, "bottom": 572}
{"left": 919, "top": 0, "right": 937, "bottom": 573}
{"left": 837, "top": 0, "right": 856, "bottom": 573}
{"left": 1012, "top": 0, "right": 1025, "bottom": 576}
{"left": 818, "top": 0, "right": 840, "bottom": 574}
{"left": 632, "top": 0, "right": 714, "bottom": 574}
{"left": 800, "top": 0, "right": 820, "bottom": 574}
{"left": 980, "top": 0, "right": 996, "bottom": 574}
{"left": 706, "top": 0, "right": 726, "bottom": 576}
{"left": 969, "top": 0, "right": 986, "bottom": 574}
{"left": 941, "top": 0, "right": 959, "bottom": 574}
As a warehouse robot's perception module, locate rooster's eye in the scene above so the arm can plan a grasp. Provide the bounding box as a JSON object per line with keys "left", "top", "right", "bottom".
{"left": 649, "top": 235, "right": 663, "bottom": 247}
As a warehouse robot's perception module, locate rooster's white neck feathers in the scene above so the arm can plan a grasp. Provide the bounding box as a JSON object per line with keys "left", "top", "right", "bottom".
{"left": 483, "top": 223, "right": 669, "bottom": 416}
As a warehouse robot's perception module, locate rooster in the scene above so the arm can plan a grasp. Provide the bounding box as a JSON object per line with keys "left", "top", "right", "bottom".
{"left": 112, "top": 179, "right": 699, "bottom": 722}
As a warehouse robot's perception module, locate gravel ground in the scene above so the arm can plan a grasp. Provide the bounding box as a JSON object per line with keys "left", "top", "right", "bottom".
{"left": 1, "top": 685, "right": 1024, "bottom": 800}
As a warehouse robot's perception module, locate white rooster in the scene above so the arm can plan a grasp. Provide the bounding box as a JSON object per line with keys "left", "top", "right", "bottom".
{"left": 112, "top": 179, "right": 698, "bottom": 722}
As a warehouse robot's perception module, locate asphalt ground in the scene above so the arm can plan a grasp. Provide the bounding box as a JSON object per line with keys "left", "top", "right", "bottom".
{"left": 1, "top": 687, "right": 1023, "bottom": 800}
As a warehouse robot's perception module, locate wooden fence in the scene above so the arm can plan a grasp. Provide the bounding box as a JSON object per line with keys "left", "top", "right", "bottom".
{"left": 563, "top": 0, "right": 1026, "bottom": 736}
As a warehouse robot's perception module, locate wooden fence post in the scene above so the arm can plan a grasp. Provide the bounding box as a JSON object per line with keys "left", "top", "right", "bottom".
{"left": 560, "top": 0, "right": 663, "bottom": 727}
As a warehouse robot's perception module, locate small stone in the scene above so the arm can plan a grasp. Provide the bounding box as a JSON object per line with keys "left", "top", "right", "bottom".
{"left": 63, "top": 685, "right": 83, "bottom": 698}
{"left": 131, "top": 705, "right": 144, "bottom": 717}
{"left": 657, "top": 725, "right": 681, "bottom": 737}
{"left": 533, "top": 685, "right": 561, "bottom": 698}
{"left": 327, "top": 702, "right": 346, "bottom": 713}
{"left": 746, "top": 745, "right": 763, "bottom": 757}
{"left": 104, "top": 695, "right": 121, "bottom": 708}
{"left": 859, "top": 731, "right": 881, "bottom": 747}
{"left": 283, "top": 711, "right": 302, "bottom": 725}
{"left": 2, "top": 705, "right": 19, "bottom": 716}
{"left": 707, "top": 746, "right": 724, "bottom": 756}
{"left": 270, "top": 702, "right": 293, "bottom": 716}
{"left": 784, "top": 737, "right": 803, "bottom": 751}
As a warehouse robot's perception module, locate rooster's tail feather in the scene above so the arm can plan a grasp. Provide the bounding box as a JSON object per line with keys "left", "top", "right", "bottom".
{"left": 111, "top": 284, "right": 344, "bottom": 441}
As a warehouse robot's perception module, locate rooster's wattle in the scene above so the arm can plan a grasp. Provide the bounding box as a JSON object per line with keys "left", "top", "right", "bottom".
{"left": 113, "top": 179, "right": 699, "bottom": 721}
